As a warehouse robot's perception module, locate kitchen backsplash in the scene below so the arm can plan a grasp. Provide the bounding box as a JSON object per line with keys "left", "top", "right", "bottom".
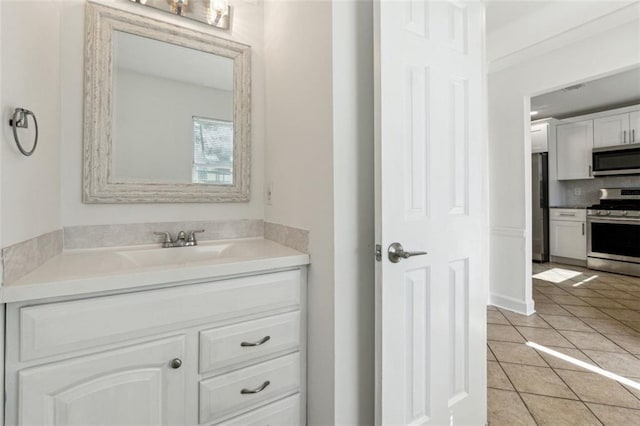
{"left": 558, "top": 175, "right": 640, "bottom": 206}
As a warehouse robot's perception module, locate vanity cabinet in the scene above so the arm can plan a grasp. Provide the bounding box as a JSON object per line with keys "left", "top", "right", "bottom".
{"left": 556, "top": 120, "right": 594, "bottom": 180}
{"left": 5, "top": 269, "right": 307, "bottom": 426}
{"left": 550, "top": 208, "right": 587, "bottom": 262}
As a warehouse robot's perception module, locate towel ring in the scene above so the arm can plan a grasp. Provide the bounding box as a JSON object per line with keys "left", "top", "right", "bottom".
{"left": 9, "top": 108, "right": 38, "bottom": 156}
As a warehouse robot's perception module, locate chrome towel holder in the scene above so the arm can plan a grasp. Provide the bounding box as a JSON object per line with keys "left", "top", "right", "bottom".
{"left": 8, "top": 107, "right": 38, "bottom": 156}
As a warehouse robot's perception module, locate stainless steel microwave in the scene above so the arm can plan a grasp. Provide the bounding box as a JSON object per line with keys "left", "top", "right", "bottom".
{"left": 592, "top": 143, "right": 640, "bottom": 176}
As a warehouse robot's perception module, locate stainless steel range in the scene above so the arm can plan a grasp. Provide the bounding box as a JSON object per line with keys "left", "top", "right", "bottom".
{"left": 587, "top": 188, "right": 640, "bottom": 277}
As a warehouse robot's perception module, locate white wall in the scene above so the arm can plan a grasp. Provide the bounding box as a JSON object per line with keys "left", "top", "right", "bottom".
{"left": 263, "top": 1, "right": 335, "bottom": 424}
{"left": 1, "top": 1, "right": 62, "bottom": 247}
{"left": 113, "top": 69, "right": 232, "bottom": 183}
{"left": 59, "top": 0, "right": 265, "bottom": 227}
{"left": 332, "top": 1, "right": 374, "bottom": 424}
{"left": 489, "top": 15, "right": 640, "bottom": 313}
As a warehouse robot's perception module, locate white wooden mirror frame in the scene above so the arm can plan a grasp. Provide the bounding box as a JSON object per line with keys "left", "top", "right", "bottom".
{"left": 83, "top": 2, "right": 251, "bottom": 203}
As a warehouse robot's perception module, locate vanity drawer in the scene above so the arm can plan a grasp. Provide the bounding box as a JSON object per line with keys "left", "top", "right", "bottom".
{"left": 216, "top": 394, "right": 301, "bottom": 426}
{"left": 199, "top": 353, "right": 300, "bottom": 424}
{"left": 200, "top": 311, "right": 300, "bottom": 375}
{"left": 550, "top": 208, "right": 586, "bottom": 221}
{"left": 19, "top": 270, "right": 301, "bottom": 362}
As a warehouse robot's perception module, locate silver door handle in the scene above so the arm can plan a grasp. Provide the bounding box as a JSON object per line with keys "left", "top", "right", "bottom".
{"left": 388, "top": 242, "right": 427, "bottom": 263}
{"left": 241, "top": 380, "right": 270, "bottom": 394}
{"left": 241, "top": 336, "right": 271, "bottom": 347}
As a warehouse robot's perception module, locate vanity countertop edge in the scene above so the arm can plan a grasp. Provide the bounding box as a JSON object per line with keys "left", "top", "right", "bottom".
{"left": 1, "top": 238, "right": 309, "bottom": 304}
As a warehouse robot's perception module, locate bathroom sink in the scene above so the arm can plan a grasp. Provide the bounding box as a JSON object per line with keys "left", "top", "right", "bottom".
{"left": 117, "top": 243, "right": 245, "bottom": 267}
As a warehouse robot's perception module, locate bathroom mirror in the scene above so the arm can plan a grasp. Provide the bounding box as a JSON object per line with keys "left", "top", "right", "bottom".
{"left": 83, "top": 2, "right": 250, "bottom": 203}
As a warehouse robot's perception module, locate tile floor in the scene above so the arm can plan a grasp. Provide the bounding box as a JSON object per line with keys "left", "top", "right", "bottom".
{"left": 488, "top": 263, "right": 640, "bottom": 425}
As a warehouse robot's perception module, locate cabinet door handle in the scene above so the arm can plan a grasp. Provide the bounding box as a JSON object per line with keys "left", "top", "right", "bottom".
{"left": 241, "top": 336, "right": 271, "bottom": 347}
{"left": 589, "top": 165, "right": 592, "bottom": 177}
{"left": 241, "top": 380, "right": 270, "bottom": 394}
{"left": 633, "top": 129, "right": 636, "bottom": 143}
{"left": 582, "top": 223, "right": 585, "bottom": 235}
{"left": 624, "top": 130, "right": 627, "bottom": 144}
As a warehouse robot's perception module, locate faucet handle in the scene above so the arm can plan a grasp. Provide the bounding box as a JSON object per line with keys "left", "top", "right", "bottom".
{"left": 187, "top": 229, "right": 205, "bottom": 244}
{"left": 154, "top": 232, "right": 173, "bottom": 247}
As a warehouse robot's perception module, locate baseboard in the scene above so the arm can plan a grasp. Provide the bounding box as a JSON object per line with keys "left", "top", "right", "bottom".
{"left": 489, "top": 293, "right": 535, "bottom": 316}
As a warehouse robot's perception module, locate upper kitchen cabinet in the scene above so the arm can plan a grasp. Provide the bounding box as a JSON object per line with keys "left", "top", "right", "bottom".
{"left": 556, "top": 120, "right": 593, "bottom": 180}
{"left": 630, "top": 110, "right": 640, "bottom": 143}
{"left": 594, "top": 112, "right": 631, "bottom": 147}
{"left": 594, "top": 109, "right": 640, "bottom": 147}
{"left": 531, "top": 122, "right": 549, "bottom": 153}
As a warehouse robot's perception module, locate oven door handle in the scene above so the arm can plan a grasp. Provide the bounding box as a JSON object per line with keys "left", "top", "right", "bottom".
{"left": 588, "top": 216, "right": 639, "bottom": 225}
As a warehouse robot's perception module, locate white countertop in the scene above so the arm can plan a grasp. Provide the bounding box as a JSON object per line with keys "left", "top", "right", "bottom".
{"left": 1, "top": 238, "right": 309, "bottom": 303}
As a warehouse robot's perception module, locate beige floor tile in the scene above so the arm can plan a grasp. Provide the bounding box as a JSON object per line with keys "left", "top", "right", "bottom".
{"left": 601, "top": 308, "right": 640, "bottom": 322}
{"left": 583, "top": 351, "right": 640, "bottom": 378}
{"left": 488, "top": 361, "right": 514, "bottom": 391}
{"left": 587, "top": 403, "right": 640, "bottom": 425}
{"left": 488, "top": 388, "right": 536, "bottom": 426}
{"left": 562, "top": 305, "right": 611, "bottom": 319}
{"left": 539, "top": 314, "right": 593, "bottom": 332}
{"left": 565, "top": 288, "right": 604, "bottom": 298}
{"left": 520, "top": 393, "right": 601, "bottom": 426}
{"left": 581, "top": 318, "right": 639, "bottom": 336}
{"left": 555, "top": 369, "right": 640, "bottom": 409}
{"left": 535, "top": 303, "right": 572, "bottom": 316}
{"left": 622, "top": 320, "right": 640, "bottom": 333}
{"left": 596, "top": 290, "right": 637, "bottom": 300}
{"left": 536, "top": 286, "right": 571, "bottom": 296}
{"left": 488, "top": 341, "right": 547, "bottom": 366}
{"left": 550, "top": 294, "right": 591, "bottom": 306}
{"left": 606, "top": 333, "right": 640, "bottom": 355}
{"left": 488, "top": 345, "right": 496, "bottom": 361}
{"left": 532, "top": 294, "right": 554, "bottom": 303}
{"left": 488, "top": 324, "right": 525, "bottom": 343}
{"left": 517, "top": 326, "right": 575, "bottom": 348}
{"left": 487, "top": 310, "right": 510, "bottom": 325}
{"left": 501, "top": 364, "right": 576, "bottom": 399}
{"left": 534, "top": 345, "right": 598, "bottom": 372}
{"left": 560, "top": 331, "right": 626, "bottom": 353}
{"left": 617, "top": 299, "right": 640, "bottom": 310}
{"left": 487, "top": 305, "right": 498, "bottom": 311}
{"left": 580, "top": 297, "right": 627, "bottom": 309}
{"left": 502, "top": 311, "right": 551, "bottom": 328}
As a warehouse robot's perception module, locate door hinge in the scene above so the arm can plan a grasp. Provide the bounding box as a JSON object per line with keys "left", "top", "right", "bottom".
{"left": 375, "top": 244, "right": 382, "bottom": 262}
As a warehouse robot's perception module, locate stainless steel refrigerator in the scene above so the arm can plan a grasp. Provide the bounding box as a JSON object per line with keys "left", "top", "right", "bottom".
{"left": 532, "top": 153, "right": 549, "bottom": 262}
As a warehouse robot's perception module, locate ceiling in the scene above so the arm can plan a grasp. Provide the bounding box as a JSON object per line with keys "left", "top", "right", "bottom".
{"left": 531, "top": 68, "right": 640, "bottom": 120}
{"left": 485, "top": 0, "right": 556, "bottom": 34}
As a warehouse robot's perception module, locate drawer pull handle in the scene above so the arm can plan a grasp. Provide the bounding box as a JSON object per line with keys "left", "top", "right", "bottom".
{"left": 559, "top": 213, "right": 576, "bottom": 217}
{"left": 241, "top": 335, "right": 271, "bottom": 347}
{"left": 241, "top": 380, "right": 271, "bottom": 394}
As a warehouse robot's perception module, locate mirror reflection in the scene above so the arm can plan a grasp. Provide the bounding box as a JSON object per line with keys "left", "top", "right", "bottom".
{"left": 111, "top": 30, "right": 234, "bottom": 185}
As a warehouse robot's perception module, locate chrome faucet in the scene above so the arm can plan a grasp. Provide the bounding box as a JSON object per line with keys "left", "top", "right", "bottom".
{"left": 154, "top": 230, "right": 205, "bottom": 248}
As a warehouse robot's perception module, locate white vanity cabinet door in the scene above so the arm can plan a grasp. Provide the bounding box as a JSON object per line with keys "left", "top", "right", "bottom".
{"left": 630, "top": 110, "right": 640, "bottom": 143}
{"left": 557, "top": 120, "right": 594, "bottom": 180}
{"left": 550, "top": 209, "right": 587, "bottom": 261}
{"left": 17, "top": 336, "right": 186, "bottom": 426}
{"left": 594, "top": 113, "right": 630, "bottom": 147}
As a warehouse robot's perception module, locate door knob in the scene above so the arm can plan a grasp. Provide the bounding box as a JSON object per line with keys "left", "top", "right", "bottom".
{"left": 388, "top": 242, "right": 427, "bottom": 263}
{"left": 170, "top": 358, "right": 182, "bottom": 369}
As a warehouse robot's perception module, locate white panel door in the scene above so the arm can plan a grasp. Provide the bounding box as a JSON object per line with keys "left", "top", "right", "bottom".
{"left": 374, "top": 1, "right": 486, "bottom": 424}
{"left": 18, "top": 336, "right": 186, "bottom": 426}
{"left": 630, "top": 110, "right": 640, "bottom": 143}
{"left": 594, "top": 113, "right": 630, "bottom": 147}
{"left": 557, "top": 120, "right": 593, "bottom": 180}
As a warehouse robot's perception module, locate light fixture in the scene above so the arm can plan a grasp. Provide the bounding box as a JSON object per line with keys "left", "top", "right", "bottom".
{"left": 530, "top": 111, "right": 539, "bottom": 116}
{"left": 207, "top": 0, "right": 230, "bottom": 29}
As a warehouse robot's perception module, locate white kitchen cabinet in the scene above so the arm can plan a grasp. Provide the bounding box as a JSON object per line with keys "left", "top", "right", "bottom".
{"left": 630, "top": 110, "right": 640, "bottom": 143}
{"left": 594, "top": 113, "right": 631, "bottom": 147}
{"left": 550, "top": 209, "right": 587, "bottom": 261}
{"left": 556, "top": 120, "right": 593, "bottom": 180}
{"left": 531, "top": 122, "right": 549, "bottom": 153}
{"left": 5, "top": 269, "right": 307, "bottom": 426}
{"left": 18, "top": 336, "right": 186, "bottom": 426}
